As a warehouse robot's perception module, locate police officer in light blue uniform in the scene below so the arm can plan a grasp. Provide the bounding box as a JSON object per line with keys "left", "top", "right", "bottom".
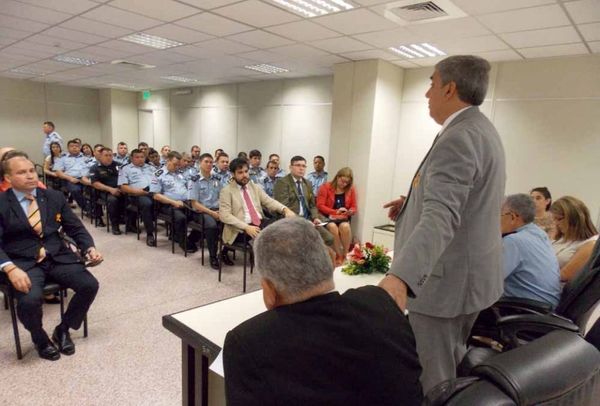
{"left": 211, "top": 152, "right": 232, "bottom": 187}
{"left": 118, "top": 148, "right": 157, "bottom": 246}
{"left": 306, "top": 155, "right": 328, "bottom": 197}
{"left": 113, "top": 142, "right": 130, "bottom": 168}
{"left": 189, "top": 153, "right": 224, "bottom": 269}
{"left": 150, "top": 151, "right": 200, "bottom": 253}
{"left": 53, "top": 139, "right": 88, "bottom": 212}
{"left": 263, "top": 160, "right": 284, "bottom": 198}
{"left": 42, "top": 121, "right": 63, "bottom": 157}
{"left": 178, "top": 153, "right": 199, "bottom": 182}
{"left": 248, "top": 149, "right": 267, "bottom": 188}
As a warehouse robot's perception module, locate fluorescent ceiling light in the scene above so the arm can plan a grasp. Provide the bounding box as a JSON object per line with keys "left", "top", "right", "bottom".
{"left": 53, "top": 55, "right": 98, "bottom": 66}
{"left": 108, "top": 83, "right": 137, "bottom": 89}
{"left": 121, "top": 33, "right": 184, "bottom": 50}
{"left": 161, "top": 75, "right": 198, "bottom": 83}
{"left": 244, "top": 63, "right": 289, "bottom": 74}
{"left": 270, "top": 0, "right": 353, "bottom": 18}
{"left": 10, "top": 67, "right": 43, "bottom": 75}
{"left": 389, "top": 43, "right": 446, "bottom": 59}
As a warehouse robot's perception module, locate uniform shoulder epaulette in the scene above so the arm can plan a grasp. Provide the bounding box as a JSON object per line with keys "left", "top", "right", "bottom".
{"left": 155, "top": 169, "right": 164, "bottom": 177}
{"left": 190, "top": 175, "right": 200, "bottom": 182}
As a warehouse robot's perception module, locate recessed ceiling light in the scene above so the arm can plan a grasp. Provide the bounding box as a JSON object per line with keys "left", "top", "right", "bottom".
{"left": 244, "top": 63, "right": 289, "bottom": 74}
{"left": 9, "top": 67, "right": 44, "bottom": 75}
{"left": 161, "top": 75, "right": 198, "bottom": 83}
{"left": 121, "top": 33, "right": 184, "bottom": 50}
{"left": 108, "top": 83, "right": 137, "bottom": 89}
{"left": 270, "top": 0, "right": 354, "bottom": 18}
{"left": 53, "top": 55, "right": 98, "bottom": 66}
{"left": 389, "top": 43, "right": 446, "bottom": 59}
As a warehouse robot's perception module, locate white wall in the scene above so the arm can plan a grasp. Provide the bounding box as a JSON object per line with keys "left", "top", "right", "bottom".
{"left": 0, "top": 77, "right": 101, "bottom": 163}
{"left": 393, "top": 54, "right": 600, "bottom": 222}
{"left": 137, "top": 76, "right": 333, "bottom": 165}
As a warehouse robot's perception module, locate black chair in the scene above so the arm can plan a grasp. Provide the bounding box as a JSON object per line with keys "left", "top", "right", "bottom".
{"left": 154, "top": 202, "right": 176, "bottom": 254}
{"left": 34, "top": 163, "right": 46, "bottom": 186}
{"left": 124, "top": 195, "right": 142, "bottom": 241}
{"left": 0, "top": 233, "right": 95, "bottom": 360}
{"left": 184, "top": 206, "right": 206, "bottom": 265}
{"left": 81, "top": 184, "right": 94, "bottom": 222}
{"left": 217, "top": 227, "right": 254, "bottom": 293}
{"left": 425, "top": 330, "right": 600, "bottom": 406}
{"left": 94, "top": 190, "right": 111, "bottom": 233}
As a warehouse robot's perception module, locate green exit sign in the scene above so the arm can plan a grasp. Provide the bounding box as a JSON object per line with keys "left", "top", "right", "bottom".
{"left": 142, "top": 90, "right": 151, "bottom": 100}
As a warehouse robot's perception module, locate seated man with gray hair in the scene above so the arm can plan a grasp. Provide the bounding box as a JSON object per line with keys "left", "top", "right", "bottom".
{"left": 223, "top": 217, "right": 423, "bottom": 406}
{"left": 500, "top": 193, "right": 561, "bottom": 307}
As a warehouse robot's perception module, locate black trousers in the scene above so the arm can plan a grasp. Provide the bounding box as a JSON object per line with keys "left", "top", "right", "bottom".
{"left": 160, "top": 206, "right": 202, "bottom": 245}
{"left": 199, "top": 213, "right": 219, "bottom": 258}
{"left": 106, "top": 194, "right": 126, "bottom": 227}
{"left": 65, "top": 181, "right": 87, "bottom": 211}
{"left": 232, "top": 217, "right": 278, "bottom": 245}
{"left": 130, "top": 196, "right": 154, "bottom": 235}
{"left": 14, "top": 259, "right": 99, "bottom": 345}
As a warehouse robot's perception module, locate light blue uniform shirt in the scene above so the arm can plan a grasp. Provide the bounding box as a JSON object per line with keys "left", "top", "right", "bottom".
{"left": 81, "top": 157, "right": 97, "bottom": 177}
{"left": 117, "top": 163, "right": 155, "bottom": 189}
{"left": 212, "top": 167, "right": 232, "bottom": 187}
{"left": 43, "top": 131, "right": 63, "bottom": 157}
{"left": 53, "top": 153, "right": 87, "bottom": 178}
{"left": 189, "top": 172, "right": 223, "bottom": 209}
{"left": 262, "top": 174, "right": 283, "bottom": 198}
{"left": 150, "top": 169, "right": 189, "bottom": 201}
{"left": 113, "top": 153, "right": 130, "bottom": 168}
{"left": 306, "top": 170, "right": 328, "bottom": 196}
{"left": 249, "top": 166, "right": 267, "bottom": 188}
{"left": 181, "top": 166, "right": 199, "bottom": 182}
{"left": 503, "top": 223, "right": 562, "bottom": 308}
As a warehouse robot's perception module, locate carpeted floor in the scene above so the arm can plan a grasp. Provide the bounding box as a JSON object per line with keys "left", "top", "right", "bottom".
{"left": 0, "top": 220, "right": 261, "bottom": 405}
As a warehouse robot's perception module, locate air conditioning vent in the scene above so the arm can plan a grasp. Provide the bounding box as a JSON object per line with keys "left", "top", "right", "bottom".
{"left": 380, "top": 0, "right": 465, "bottom": 26}
{"left": 110, "top": 60, "right": 156, "bottom": 69}
{"left": 392, "top": 1, "right": 447, "bottom": 21}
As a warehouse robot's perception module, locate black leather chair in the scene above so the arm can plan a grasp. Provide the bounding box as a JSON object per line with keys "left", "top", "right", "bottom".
{"left": 217, "top": 227, "right": 254, "bottom": 293}
{"left": 425, "top": 330, "right": 600, "bottom": 406}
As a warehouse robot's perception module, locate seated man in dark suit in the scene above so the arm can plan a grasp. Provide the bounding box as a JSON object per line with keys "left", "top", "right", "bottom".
{"left": 223, "top": 217, "right": 423, "bottom": 406}
{"left": 0, "top": 155, "right": 101, "bottom": 361}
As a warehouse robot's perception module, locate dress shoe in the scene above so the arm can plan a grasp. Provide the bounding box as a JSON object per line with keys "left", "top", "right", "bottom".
{"left": 210, "top": 256, "right": 220, "bottom": 270}
{"left": 36, "top": 341, "right": 61, "bottom": 361}
{"left": 52, "top": 326, "right": 75, "bottom": 356}
{"left": 221, "top": 252, "right": 234, "bottom": 266}
{"left": 111, "top": 226, "right": 122, "bottom": 235}
{"left": 126, "top": 224, "right": 139, "bottom": 233}
{"left": 146, "top": 235, "right": 156, "bottom": 247}
{"left": 179, "top": 242, "right": 198, "bottom": 253}
{"left": 44, "top": 294, "right": 61, "bottom": 304}
{"left": 96, "top": 218, "right": 106, "bottom": 228}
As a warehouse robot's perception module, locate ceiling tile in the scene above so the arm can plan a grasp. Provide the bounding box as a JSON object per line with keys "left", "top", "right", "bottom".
{"left": 269, "top": 44, "right": 330, "bottom": 59}
{"left": 353, "top": 27, "right": 418, "bottom": 48}
{"left": 435, "top": 35, "right": 509, "bottom": 54}
{"left": 411, "top": 56, "right": 447, "bottom": 67}
{"left": 588, "top": 41, "right": 600, "bottom": 53}
{"left": 98, "top": 39, "right": 153, "bottom": 55}
{"left": 1, "top": 0, "right": 72, "bottom": 24}
{"left": 41, "top": 26, "right": 108, "bottom": 45}
{"left": 126, "top": 50, "right": 197, "bottom": 66}
{"left": 310, "top": 37, "right": 372, "bottom": 53}
{"left": 407, "top": 17, "right": 491, "bottom": 40}
{"left": 452, "top": 0, "right": 556, "bottom": 15}
{"left": 227, "top": 30, "right": 294, "bottom": 49}
{"left": 82, "top": 5, "right": 163, "bottom": 31}
{"left": 0, "top": 26, "right": 33, "bottom": 41}
{"left": 59, "top": 17, "right": 134, "bottom": 38}
{"left": 474, "top": 49, "right": 523, "bottom": 62}
{"left": 176, "top": 12, "right": 253, "bottom": 36}
{"left": 108, "top": 0, "right": 202, "bottom": 22}
{"left": 340, "top": 49, "right": 397, "bottom": 61}
{"left": 312, "top": 8, "right": 397, "bottom": 35}
{"left": 518, "top": 43, "right": 589, "bottom": 58}
{"left": 265, "top": 20, "right": 339, "bottom": 42}
{"left": 177, "top": 0, "right": 241, "bottom": 9}
{"left": 144, "top": 24, "right": 214, "bottom": 44}
{"left": 212, "top": 0, "right": 300, "bottom": 28}
{"left": 235, "top": 49, "right": 282, "bottom": 63}
{"left": 564, "top": 0, "right": 600, "bottom": 24}
{"left": 4, "top": 41, "right": 70, "bottom": 58}
{"left": 66, "top": 46, "right": 130, "bottom": 62}
{"left": 194, "top": 38, "right": 256, "bottom": 55}
{"left": 500, "top": 26, "right": 581, "bottom": 48}
{"left": 478, "top": 4, "right": 571, "bottom": 34}
{"left": 26, "top": 34, "right": 90, "bottom": 51}
{"left": 22, "top": 59, "right": 77, "bottom": 73}
{"left": 390, "top": 60, "right": 420, "bottom": 69}
{"left": 579, "top": 22, "right": 600, "bottom": 42}
{"left": 17, "top": 0, "right": 99, "bottom": 14}
{"left": 0, "top": 14, "right": 49, "bottom": 32}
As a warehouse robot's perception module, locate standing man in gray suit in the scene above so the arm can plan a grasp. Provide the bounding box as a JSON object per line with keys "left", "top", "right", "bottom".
{"left": 380, "top": 55, "right": 506, "bottom": 392}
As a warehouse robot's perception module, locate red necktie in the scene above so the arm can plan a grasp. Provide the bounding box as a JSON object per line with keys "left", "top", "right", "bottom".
{"left": 242, "top": 186, "right": 261, "bottom": 226}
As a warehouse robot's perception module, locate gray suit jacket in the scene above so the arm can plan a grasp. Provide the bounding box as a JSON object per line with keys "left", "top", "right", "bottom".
{"left": 390, "top": 106, "right": 506, "bottom": 318}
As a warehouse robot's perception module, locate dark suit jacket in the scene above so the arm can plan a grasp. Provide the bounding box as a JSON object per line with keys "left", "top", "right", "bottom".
{"left": 273, "top": 174, "right": 322, "bottom": 220}
{"left": 223, "top": 286, "right": 423, "bottom": 406}
{"left": 0, "top": 187, "right": 94, "bottom": 271}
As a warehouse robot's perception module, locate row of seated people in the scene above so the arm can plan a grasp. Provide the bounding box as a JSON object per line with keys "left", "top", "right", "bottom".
{"left": 33, "top": 140, "right": 358, "bottom": 270}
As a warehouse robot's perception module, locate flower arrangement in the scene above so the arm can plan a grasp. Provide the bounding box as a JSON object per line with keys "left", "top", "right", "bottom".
{"left": 342, "top": 242, "right": 391, "bottom": 275}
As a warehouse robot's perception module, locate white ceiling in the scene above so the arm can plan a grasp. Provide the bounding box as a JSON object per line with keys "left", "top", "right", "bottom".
{"left": 0, "top": 0, "right": 597, "bottom": 90}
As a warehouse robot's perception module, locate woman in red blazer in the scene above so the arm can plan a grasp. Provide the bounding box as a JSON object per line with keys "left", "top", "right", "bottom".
{"left": 317, "top": 167, "right": 357, "bottom": 266}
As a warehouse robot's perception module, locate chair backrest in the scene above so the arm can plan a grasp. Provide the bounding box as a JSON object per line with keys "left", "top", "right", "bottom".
{"left": 557, "top": 237, "right": 600, "bottom": 323}
{"left": 425, "top": 330, "right": 600, "bottom": 406}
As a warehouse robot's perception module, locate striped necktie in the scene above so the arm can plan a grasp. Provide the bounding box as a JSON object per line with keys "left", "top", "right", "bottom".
{"left": 25, "top": 194, "right": 46, "bottom": 262}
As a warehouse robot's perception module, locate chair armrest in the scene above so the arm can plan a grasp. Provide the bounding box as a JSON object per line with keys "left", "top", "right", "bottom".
{"left": 493, "top": 297, "right": 553, "bottom": 316}
{"left": 496, "top": 314, "right": 579, "bottom": 349}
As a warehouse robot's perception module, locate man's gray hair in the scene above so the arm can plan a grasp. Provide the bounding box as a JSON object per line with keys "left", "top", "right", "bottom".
{"left": 504, "top": 194, "right": 536, "bottom": 224}
{"left": 435, "top": 55, "right": 491, "bottom": 106}
{"left": 254, "top": 217, "right": 333, "bottom": 296}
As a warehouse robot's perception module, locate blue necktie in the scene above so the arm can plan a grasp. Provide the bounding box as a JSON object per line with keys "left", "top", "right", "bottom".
{"left": 296, "top": 180, "right": 310, "bottom": 219}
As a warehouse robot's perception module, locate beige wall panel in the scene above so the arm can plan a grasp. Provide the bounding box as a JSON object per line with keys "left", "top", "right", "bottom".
{"left": 153, "top": 109, "right": 171, "bottom": 150}
{"left": 495, "top": 55, "right": 600, "bottom": 99}
{"left": 0, "top": 99, "right": 46, "bottom": 162}
{"left": 47, "top": 102, "right": 101, "bottom": 146}
{"left": 111, "top": 89, "right": 138, "bottom": 149}
{"left": 329, "top": 63, "right": 355, "bottom": 173}
{"left": 46, "top": 84, "right": 98, "bottom": 106}
{"left": 138, "top": 89, "right": 170, "bottom": 110}
{"left": 238, "top": 80, "right": 282, "bottom": 107}
{"left": 0, "top": 77, "right": 45, "bottom": 102}
{"left": 282, "top": 76, "right": 332, "bottom": 105}
{"left": 494, "top": 99, "right": 600, "bottom": 220}
{"left": 237, "top": 106, "right": 282, "bottom": 156}
{"left": 170, "top": 108, "right": 200, "bottom": 153}
{"left": 280, "top": 104, "right": 332, "bottom": 170}
{"left": 199, "top": 107, "right": 238, "bottom": 156}
{"left": 199, "top": 84, "right": 237, "bottom": 107}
